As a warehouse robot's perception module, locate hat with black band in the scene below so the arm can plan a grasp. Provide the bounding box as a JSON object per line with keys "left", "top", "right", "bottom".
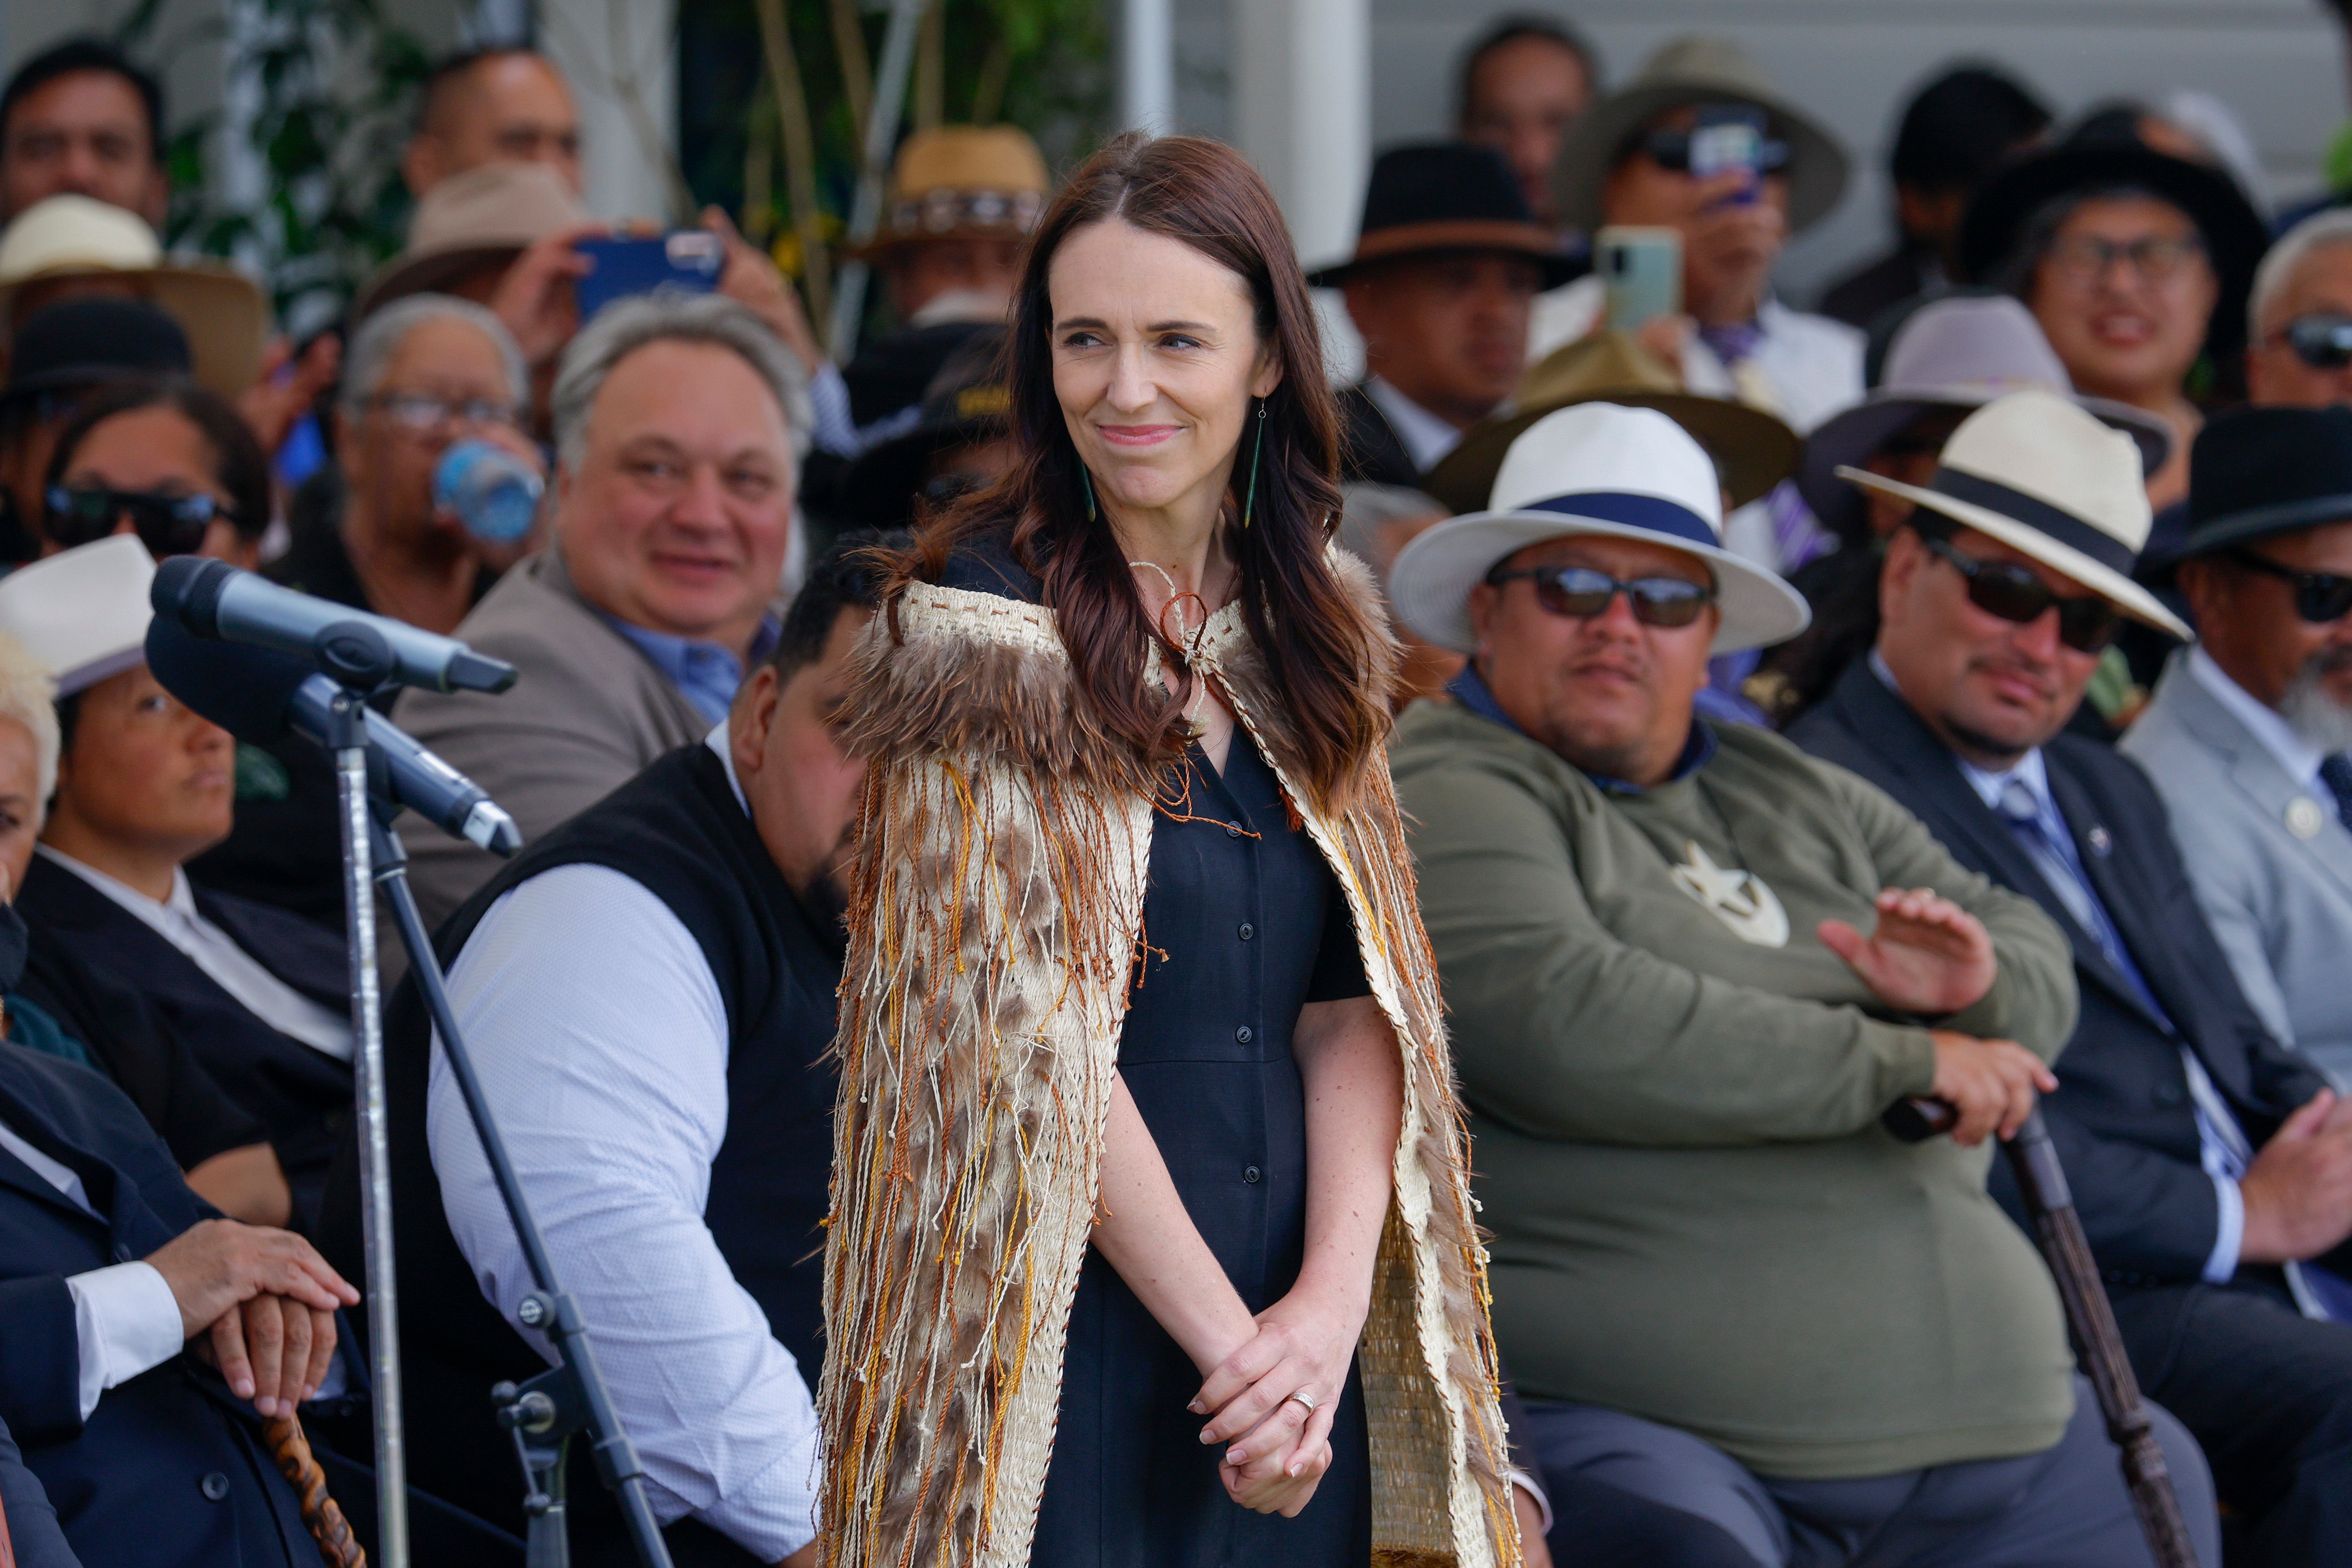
{"left": 1837, "top": 388, "right": 2191, "bottom": 639}
{"left": 2177, "top": 405, "right": 2352, "bottom": 558}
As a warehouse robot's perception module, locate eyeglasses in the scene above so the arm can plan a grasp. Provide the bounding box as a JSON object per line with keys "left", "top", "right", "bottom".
{"left": 2278, "top": 313, "right": 2352, "bottom": 371}
{"left": 371, "top": 392, "right": 519, "bottom": 433}
{"left": 2227, "top": 547, "right": 2352, "bottom": 622}
{"left": 2042, "top": 234, "right": 2207, "bottom": 286}
{"left": 1921, "top": 533, "right": 2122, "bottom": 653}
{"left": 1638, "top": 126, "right": 1789, "bottom": 177}
{"left": 1487, "top": 564, "right": 1717, "bottom": 628}
{"left": 45, "top": 485, "right": 234, "bottom": 557}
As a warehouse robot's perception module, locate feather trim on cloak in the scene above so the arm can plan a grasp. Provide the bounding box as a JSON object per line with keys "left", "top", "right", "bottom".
{"left": 819, "top": 554, "right": 1517, "bottom": 1568}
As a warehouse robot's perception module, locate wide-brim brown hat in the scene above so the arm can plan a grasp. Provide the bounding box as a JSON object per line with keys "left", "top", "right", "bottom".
{"left": 0, "top": 195, "right": 265, "bottom": 400}
{"left": 1551, "top": 36, "right": 1850, "bottom": 237}
{"left": 352, "top": 160, "right": 591, "bottom": 321}
{"left": 1306, "top": 143, "right": 1578, "bottom": 290}
{"left": 852, "top": 126, "right": 1050, "bottom": 260}
{"left": 1424, "top": 331, "right": 1800, "bottom": 516}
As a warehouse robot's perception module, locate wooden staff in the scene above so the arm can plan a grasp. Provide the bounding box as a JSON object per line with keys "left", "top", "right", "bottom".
{"left": 1886, "top": 1099, "right": 2197, "bottom": 1568}
{"left": 264, "top": 1412, "right": 366, "bottom": 1568}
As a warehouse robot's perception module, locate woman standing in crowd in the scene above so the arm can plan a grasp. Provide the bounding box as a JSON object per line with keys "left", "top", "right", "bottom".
{"left": 817, "top": 134, "right": 1516, "bottom": 1567}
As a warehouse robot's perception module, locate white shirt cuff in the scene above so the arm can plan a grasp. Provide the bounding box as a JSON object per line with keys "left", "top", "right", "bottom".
{"left": 2203, "top": 1175, "right": 2245, "bottom": 1285}
{"left": 64, "top": 1262, "right": 186, "bottom": 1420}
{"left": 1507, "top": 1467, "right": 1554, "bottom": 1537}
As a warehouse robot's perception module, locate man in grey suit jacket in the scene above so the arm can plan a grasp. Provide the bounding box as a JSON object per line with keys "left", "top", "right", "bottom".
{"left": 395, "top": 292, "right": 811, "bottom": 931}
{"left": 2125, "top": 407, "right": 2352, "bottom": 1088}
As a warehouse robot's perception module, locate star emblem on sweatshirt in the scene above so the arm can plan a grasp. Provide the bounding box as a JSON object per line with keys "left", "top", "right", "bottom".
{"left": 1669, "top": 841, "right": 1790, "bottom": 948}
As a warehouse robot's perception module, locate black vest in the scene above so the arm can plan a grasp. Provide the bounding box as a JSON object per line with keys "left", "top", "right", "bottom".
{"left": 318, "top": 744, "right": 844, "bottom": 1565}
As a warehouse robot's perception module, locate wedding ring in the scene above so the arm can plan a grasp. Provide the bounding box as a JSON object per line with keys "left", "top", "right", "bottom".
{"left": 1284, "top": 1389, "right": 1318, "bottom": 1415}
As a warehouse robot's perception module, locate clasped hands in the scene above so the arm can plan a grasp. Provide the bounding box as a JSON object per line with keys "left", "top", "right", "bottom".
{"left": 143, "top": 1218, "right": 360, "bottom": 1418}
{"left": 1819, "top": 887, "right": 2055, "bottom": 1147}
{"left": 1187, "top": 1286, "right": 1363, "bottom": 1517}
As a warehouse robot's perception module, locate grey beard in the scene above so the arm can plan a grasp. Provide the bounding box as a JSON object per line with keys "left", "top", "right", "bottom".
{"left": 2279, "top": 653, "right": 2352, "bottom": 755}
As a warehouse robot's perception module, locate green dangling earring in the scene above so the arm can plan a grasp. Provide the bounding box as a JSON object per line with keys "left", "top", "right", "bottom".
{"left": 1081, "top": 463, "right": 1098, "bottom": 523}
{"left": 1241, "top": 400, "right": 1268, "bottom": 530}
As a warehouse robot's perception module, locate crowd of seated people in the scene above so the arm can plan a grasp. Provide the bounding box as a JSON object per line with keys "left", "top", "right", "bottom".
{"left": 6, "top": 14, "right": 2352, "bottom": 1568}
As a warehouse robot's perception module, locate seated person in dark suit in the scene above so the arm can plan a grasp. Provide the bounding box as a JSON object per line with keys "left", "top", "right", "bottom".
{"left": 322, "top": 538, "right": 886, "bottom": 1565}
{"left": 1791, "top": 389, "right": 2352, "bottom": 1565}
{"left": 1307, "top": 144, "right": 1568, "bottom": 487}
{"left": 0, "top": 1409, "right": 76, "bottom": 1568}
{"left": 0, "top": 899, "right": 360, "bottom": 1567}
{"left": 0, "top": 626, "right": 287, "bottom": 1226}
{"left": 0, "top": 538, "right": 351, "bottom": 1231}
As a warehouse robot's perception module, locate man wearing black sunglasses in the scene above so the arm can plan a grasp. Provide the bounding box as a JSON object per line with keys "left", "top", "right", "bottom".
{"left": 1798, "top": 392, "right": 2352, "bottom": 1566}
{"left": 2246, "top": 208, "right": 2352, "bottom": 409}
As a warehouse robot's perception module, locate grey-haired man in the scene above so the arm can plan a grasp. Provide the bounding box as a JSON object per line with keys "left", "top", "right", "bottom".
{"left": 393, "top": 291, "right": 811, "bottom": 930}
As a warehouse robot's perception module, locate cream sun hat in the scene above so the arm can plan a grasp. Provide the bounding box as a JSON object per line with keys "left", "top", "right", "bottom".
{"left": 0, "top": 535, "right": 159, "bottom": 696}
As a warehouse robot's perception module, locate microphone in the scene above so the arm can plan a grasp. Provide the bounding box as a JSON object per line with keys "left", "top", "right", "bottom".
{"left": 146, "top": 618, "right": 523, "bottom": 856}
{"left": 152, "top": 556, "right": 518, "bottom": 695}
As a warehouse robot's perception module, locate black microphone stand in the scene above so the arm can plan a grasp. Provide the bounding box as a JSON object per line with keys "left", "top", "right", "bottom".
{"left": 315, "top": 623, "right": 673, "bottom": 1568}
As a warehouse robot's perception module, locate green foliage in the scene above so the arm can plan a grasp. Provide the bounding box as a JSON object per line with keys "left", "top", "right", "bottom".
{"left": 122, "top": 0, "right": 429, "bottom": 332}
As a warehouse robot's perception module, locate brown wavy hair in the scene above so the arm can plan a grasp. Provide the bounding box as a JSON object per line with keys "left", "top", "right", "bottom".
{"left": 896, "top": 132, "right": 1389, "bottom": 807}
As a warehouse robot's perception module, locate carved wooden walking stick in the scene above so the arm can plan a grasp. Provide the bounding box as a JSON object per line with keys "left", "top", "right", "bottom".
{"left": 1885, "top": 1099, "right": 2198, "bottom": 1568}
{"left": 264, "top": 1412, "right": 367, "bottom": 1568}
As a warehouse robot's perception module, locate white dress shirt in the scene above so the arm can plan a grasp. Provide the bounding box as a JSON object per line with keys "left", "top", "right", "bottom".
{"left": 429, "top": 727, "right": 821, "bottom": 1560}
{"left": 1362, "top": 375, "right": 1471, "bottom": 475}
{"left": 2187, "top": 645, "right": 2327, "bottom": 792}
{"left": 35, "top": 848, "right": 352, "bottom": 1062}
{"left": 0, "top": 1117, "right": 185, "bottom": 1419}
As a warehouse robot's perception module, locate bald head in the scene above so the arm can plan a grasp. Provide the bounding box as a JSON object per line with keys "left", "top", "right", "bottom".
{"left": 403, "top": 49, "right": 580, "bottom": 197}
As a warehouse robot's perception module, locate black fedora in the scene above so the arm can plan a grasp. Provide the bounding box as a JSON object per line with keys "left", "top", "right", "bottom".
{"left": 841, "top": 325, "right": 1011, "bottom": 529}
{"left": 0, "top": 296, "right": 191, "bottom": 406}
{"left": 2181, "top": 406, "right": 2352, "bottom": 558}
{"left": 1305, "top": 143, "right": 1577, "bottom": 290}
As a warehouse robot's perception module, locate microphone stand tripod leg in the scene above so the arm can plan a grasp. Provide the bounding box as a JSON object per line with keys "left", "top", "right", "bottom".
{"left": 331, "top": 695, "right": 407, "bottom": 1568}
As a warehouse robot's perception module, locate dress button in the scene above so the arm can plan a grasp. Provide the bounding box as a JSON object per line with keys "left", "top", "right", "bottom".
{"left": 1235, "top": 1025, "right": 1254, "bottom": 1044}
{"left": 1238, "top": 923, "right": 1255, "bottom": 941}
{"left": 1226, "top": 823, "right": 1243, "bottom": 838}
{"left": 1243, "top": 1166, "right": 1262, "bottom": 1185}
{"left": 199, "top": 1471, "right": 230, "bottom": 1501}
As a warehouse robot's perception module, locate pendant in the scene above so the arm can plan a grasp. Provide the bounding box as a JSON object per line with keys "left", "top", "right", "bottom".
{"left": 1669, "top": 841, "right": 1790, "bottom": 947}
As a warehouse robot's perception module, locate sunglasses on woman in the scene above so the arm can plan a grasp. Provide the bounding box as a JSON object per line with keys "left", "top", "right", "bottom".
{"left": 2228, "top": 547, "right": 2352, "bottom": 622}
{"left": 1487, "top": 564, "right": 1717, "bottom": 628}
{"left": 1921, "top": 534, "right": 2121, "bottom": 653}
{"left": 46, "top": 485, "right": 235, "bottom": 558}
{"left": 2280, "top": 313, "right": 2352, "bottom": 372}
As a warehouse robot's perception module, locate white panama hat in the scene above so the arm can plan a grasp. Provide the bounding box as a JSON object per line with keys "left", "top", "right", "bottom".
{"left": 1837, "top": 388, "right": 2192, "bottom": 640}
{"left": 1388, "top": 402, "right": 1813, "bottom": 656}
{"left": 0, "top": 534, "right": 159, "bottom": 696}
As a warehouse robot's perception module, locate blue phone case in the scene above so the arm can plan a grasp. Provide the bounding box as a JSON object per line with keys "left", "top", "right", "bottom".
{"left": 573, "top": 233, "right": 726, "bottom": 322}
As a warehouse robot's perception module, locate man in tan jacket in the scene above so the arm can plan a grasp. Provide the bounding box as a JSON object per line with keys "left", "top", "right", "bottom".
{"left": 394, "top": 291, "right": 810, "bottom": 931}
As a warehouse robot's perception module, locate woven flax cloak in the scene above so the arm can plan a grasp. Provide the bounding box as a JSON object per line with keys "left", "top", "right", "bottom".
{"left": 818, "top": 556, "right": 1517, "bottom": 1568}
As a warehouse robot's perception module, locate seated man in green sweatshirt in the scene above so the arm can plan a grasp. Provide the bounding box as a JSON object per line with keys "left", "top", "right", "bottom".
{"left": 1385, "top": 402, "right": 2219, "bottom": 1568}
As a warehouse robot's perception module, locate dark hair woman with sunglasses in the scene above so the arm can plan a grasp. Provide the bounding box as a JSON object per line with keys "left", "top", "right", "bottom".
{"left": 41, "top": 378, "right": 270, "bottom": 565}
{"left": 817, "top": 134, "right": 1517, "bottom": 1568}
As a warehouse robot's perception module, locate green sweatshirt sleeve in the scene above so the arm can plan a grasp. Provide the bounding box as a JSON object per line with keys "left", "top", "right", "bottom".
{"left": 1814, "top": 759, "right": 2080, "bottom": 1063}
{"left": 1407, "top": 749, "right": 1939, "bottom": 1149}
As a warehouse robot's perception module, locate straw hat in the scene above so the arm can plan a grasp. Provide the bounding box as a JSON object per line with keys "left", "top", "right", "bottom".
{"left": 0, "top": 534, "right": 157, "bottom": 696}
{"left": 1305, "top": 144, "right": 1578, "bottom": 290}
{"left": 1424, "top": 331, "right": 1800, "bottom": 516}
{"left": 1800, "top": 294, "right": 2171, "bottom": 546}
{"left": 352, "top": 160, "right": 591, "bottom": 320}
{"left": 1837, "top": 389, "right": 2190, "bottom": 638}
{"left": 855, "top": 127, "right": 1049, "bottom": 259}
{"left": 1550, "top": 36, "right": 1849, "bottom": 237}
{"left": 1389, "top": 402, "right": 1813, "bottom": 655}
{"left": 0, "top": 196, "right": 264, "bottom": 400}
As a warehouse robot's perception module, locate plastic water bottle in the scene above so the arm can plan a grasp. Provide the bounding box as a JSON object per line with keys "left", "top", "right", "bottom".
{"left": 433, "top": 439, "right": 544, "bottom": 545}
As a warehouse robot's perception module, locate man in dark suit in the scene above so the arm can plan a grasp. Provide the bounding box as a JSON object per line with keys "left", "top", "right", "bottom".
{"left": 0, "top": 537, "right": 351, "bottom": 1232}
{"left": 1307, "top": 143, "right": 1574, "bottom": 487}
{"left": 1790, "top": 388, "right": 2352, "bottom": 1565}
{"left": 0, "top": 915, "right": 359, "bottom": 1566}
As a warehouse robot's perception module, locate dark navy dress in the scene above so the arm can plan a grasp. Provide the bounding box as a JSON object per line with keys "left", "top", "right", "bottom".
{"left": 939, "top": 544, "right": 1375, "bottom": 1567}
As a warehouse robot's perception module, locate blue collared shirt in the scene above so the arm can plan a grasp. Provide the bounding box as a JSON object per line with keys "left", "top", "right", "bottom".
{"left": 1445, "top": 664, "right": 1717, "bottom": 794}
{"left": 602, "top": 613, "right": 781, "bottom": 726}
